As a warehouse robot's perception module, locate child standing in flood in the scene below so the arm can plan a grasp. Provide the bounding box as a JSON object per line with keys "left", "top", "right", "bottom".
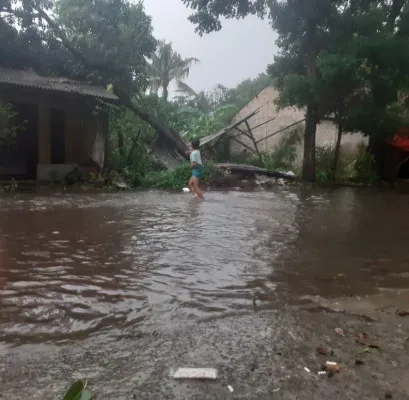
{"left": 188, "top": 139, "right": 204, "bottom": 200}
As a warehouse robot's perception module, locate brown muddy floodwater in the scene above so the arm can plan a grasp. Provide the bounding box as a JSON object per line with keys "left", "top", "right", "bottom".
{"left": 1, "top": 188, "right": 409, "bottom": 399}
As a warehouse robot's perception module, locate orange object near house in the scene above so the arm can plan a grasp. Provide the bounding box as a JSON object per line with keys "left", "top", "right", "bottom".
{"left": 389, "top": 127, "right": 409, "bottom": 152}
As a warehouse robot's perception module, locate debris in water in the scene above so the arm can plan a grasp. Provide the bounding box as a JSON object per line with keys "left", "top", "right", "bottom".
{"left": 304, "top": 367, "right": 311, "bottom": 373}
{"left": 52, "top": 231, "right": 59, "bottom": 235}
{"left": 318, "top": 371, "right": 327, "bottom": 376}
{"left": 182, "top": 187, "right": 190, "bottom": 193}
{"left": 355, "top": 359, "right": 365, "bottom": 366}
{"left": 358, "top": 333, "right": 369, "bottom": 340}
{"left": 272, "top": 388, "right": 280, "bottom": 393}
{"left": 227, "top": 385, "right": 234, "bottom": 393}
{"left": 323, "top": 361, "right": 341, "bottom": 376}
{"left": 335, "top": 328, "right": 345, "bottom": 337}
{"left": 385, "top": 391, "right": 392, "bottom": 399}
{"left": 356, "top": 339, "right": 380, "bottom": 349}
{"left": 173, "top": 368, "right": 218, "bottom": 380}
{"left": 396, "top": 309, "right": 409, "bottom": 317}
{"left": 316, "top": 345, "right": 328, "bottom": 356}
{"left": 112, "top": 178, "right": 128, "bottom": 189}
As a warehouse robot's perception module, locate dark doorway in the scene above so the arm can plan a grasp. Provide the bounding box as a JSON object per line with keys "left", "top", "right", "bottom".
{"left": 50, "top": 108, "right": 65, "bottom": 164}
{"left": 398, "top": 154, "right": 409, "bottom": 179}
{"left": 0, "top": 103, "right": 38, "bottom": 180}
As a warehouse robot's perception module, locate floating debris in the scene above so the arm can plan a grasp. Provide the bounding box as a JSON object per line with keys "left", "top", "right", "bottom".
{"left": 182, "top": 187, "right": 190, "bottom": 193}
{"left": 316, "top": 345, "right": 328, "bottom": 356}
{"left": 358, "top": 333, "right": 370, "bottom": 340}
{"left": 227, "top": 385, "right": 234, "bottom": 393}
{"left": 355, "top": 339, "right": 380, "bottom": 349}
{"left": 396, "top": 309, "right": 409, "bottom": 317}
{"left": 304, "top": 367, "right": 311, "bottom": 373}
{"left": 173, "top": 368, "right": 218, "bottom": 380}
{"left": 318, "top": 371, "right": 327, "bottom": 376}
{"left": 335, "top": 328, "right": 346, "bottom": 337}
{"left": 324, "top": 361, "right": 341, "bottom": 376}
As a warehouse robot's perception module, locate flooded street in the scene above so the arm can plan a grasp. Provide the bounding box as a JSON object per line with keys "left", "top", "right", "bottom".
{"left": 1, "top": 188, "right": 409, "bottom": 399}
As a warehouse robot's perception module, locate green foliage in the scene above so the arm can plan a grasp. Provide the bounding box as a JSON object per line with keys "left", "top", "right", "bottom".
{"left": 269, "top": 1, "right": 409, "bottom": 136}
{"left": 181, "top": 0, "right": 268, "bottom": 35}
{"left": 63, "top": 381, "right": 92, "bottom": 400}
{"left": 315, "top": 143, "right": 377, "bottom": 184}
{"left": 141, "top": 162, "right": 220, "bottom": 189}
{"left": 182, "top": 104, "right": 237, "bottom": 141}
{"left": 266, "top": 128, "right": 301, "bottom": 171}
{"left": 315, "top": 145, "right": 355, "bottom": 183}
{"left": 353, "top": 144, "right": 377, "bottom": 184}
{"left": 55, "top": 0, "right": 156, "bottom": 90}
{"left": 147, "top": 40, "right": 199, "bottom": 101}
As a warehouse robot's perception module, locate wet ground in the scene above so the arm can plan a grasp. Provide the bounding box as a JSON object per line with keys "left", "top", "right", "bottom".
{"left": 0, "top": 187, "right": 409, "bottom": 399}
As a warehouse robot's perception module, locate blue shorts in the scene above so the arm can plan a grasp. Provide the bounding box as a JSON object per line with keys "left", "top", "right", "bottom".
{"left": 192, "top": 166, "right": 204, "bottom": 179}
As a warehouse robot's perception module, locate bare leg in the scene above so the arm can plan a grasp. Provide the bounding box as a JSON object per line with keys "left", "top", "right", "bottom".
{"left": 188, "top": 177, "right": 195, "bottom": 195}
{"left": 192, "top": 177, "right": 204, "bottom": 200}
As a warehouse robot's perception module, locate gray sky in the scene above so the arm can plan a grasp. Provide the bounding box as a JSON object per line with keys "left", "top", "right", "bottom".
{"left": 143, "top": 0, "right": 277, "bottom": 93}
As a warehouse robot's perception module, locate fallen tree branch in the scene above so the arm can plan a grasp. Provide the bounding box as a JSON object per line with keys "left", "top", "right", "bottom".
{"left": 28, "top": 2, "right": 188, "bottom": 159}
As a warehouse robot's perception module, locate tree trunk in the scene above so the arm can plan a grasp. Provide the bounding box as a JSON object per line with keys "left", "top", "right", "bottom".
{"left": 369, "top": 134, "right": 381, "bottom": 179}
{"left": 302, "top": 18, "right": 318, "bottom": 182}
{"left": 162, "top": 85, "right": 169, "bottom": 102}
{"left": 117, "top": 130, "right": 125, "bottom": 158}
{"left": 302, "top": 104, "right": 317, "bottom": 181}
{"left": 127, "top": 129, "right": 142, "bottom": 165}
{"left": 331, "top": 122, "right": 343, "bottom": 181}
{"left": 115, "top": 89, "right": 188, "bottom": 159}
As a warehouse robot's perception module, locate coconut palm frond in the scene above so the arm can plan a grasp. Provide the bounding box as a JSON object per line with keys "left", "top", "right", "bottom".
{"left": 176, "top": 80, "right": 198, "bottom": 97}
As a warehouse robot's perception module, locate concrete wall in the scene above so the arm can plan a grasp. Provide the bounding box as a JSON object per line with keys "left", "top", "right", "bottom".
{"left": 230, "top": 86, "right": 367, "bottom": 166}
{"left": 0, "top": 86, "right": 108, "bottom": 179}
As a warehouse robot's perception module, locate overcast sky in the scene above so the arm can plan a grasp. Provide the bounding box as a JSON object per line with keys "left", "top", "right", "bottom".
{"left": 143, "top": 0, "right": 277, "bottom": 93}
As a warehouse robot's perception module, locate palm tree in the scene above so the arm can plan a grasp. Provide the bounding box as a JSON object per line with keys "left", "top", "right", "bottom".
{"left": 176, "top": 81, "right": 212, "bottom": 113}
{"left": 147, "top": 40, "right": 199, "bottom": 101}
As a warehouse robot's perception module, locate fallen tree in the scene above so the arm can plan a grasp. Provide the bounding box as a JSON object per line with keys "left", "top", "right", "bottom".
{"left": 22, "top": 0, "right": 189, "bottom": 160}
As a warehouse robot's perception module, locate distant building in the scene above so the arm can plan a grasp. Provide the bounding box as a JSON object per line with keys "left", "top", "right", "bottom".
{"left": 229, "top": 86, "right": 366, "bottom": 165}
{"left": 0, "top": 67, "right": 118, "bottom": 180}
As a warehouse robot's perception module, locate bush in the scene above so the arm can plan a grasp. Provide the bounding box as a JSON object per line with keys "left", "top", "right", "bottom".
{"left": 353, "top": 145, "right": 377, "bottom": 184}
{"left": 140, "top": 163, "right": 220, "bottom": 189}
{"left": 315, "top": 143, "right": 377, "bottom": 184}
{"left": 315, "top": 145, "right": 356, "bottom": 183}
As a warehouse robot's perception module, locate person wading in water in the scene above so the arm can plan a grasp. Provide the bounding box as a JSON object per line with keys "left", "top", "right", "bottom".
{"left": 188, "top": 139, "right": 204, "bottom": 200}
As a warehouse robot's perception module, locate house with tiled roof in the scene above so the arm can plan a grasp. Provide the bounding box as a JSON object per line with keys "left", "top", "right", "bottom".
{"left": 0, "top": 67, "right": 118, "bottom": 180}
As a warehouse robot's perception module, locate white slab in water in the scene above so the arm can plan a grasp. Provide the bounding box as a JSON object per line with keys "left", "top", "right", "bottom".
{"left": 173, "top": 368, "right": 218, "bottom": 380}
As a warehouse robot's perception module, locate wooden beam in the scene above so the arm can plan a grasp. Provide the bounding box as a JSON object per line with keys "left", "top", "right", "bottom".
{"left": 231, "top": 136, "right": 259, "bottom": 156}
{"left": 245, "top": 120, "right": 263, "bottom": 162}
{"left": 250, "top": 117, "right": 276, "bottom": 132}
{"left": 256, "top": 118, "right": 305, "bottom": 144}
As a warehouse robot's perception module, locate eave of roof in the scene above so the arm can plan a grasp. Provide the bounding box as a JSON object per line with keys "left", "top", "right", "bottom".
{"left": 0, "top": 67, "right": 118, "bottom": 101}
